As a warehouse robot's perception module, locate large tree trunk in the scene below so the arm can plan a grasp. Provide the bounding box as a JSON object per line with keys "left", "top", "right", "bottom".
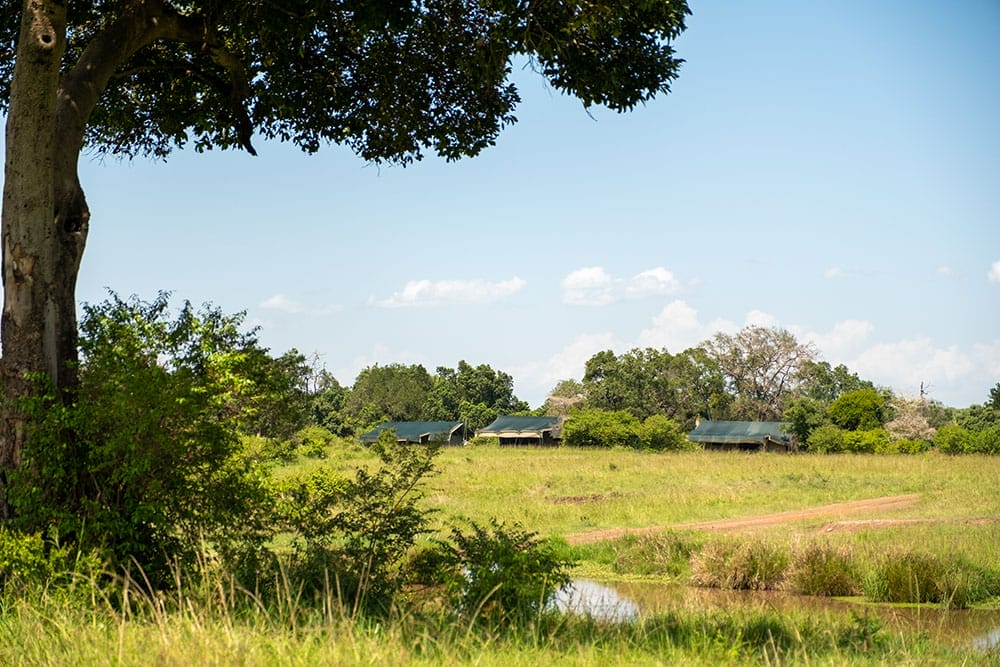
{"left": 0, "top": 1, "right": 77, "bottom": 521}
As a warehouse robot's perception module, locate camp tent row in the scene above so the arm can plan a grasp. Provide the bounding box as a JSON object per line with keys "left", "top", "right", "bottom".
{"left": 361, "top": 417, "right": 792, "bottom": 451}
{"left": 360, "top": 416, "right": 563, "bottom": 447}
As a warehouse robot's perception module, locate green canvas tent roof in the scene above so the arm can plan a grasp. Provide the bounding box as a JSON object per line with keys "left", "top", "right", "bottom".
{"left": 360, "top": 421, "right": 464, "bottom": 444}
{"left": 476, "top": 416, "right": 562, "bottom": 438}
{"left": 687, "top": 420, "right": 790, "bottom": 445}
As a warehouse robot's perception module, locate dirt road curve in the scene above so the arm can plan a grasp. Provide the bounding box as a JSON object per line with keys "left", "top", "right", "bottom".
{"left": 565, "top": 494, "right": 921, "bottom": 545}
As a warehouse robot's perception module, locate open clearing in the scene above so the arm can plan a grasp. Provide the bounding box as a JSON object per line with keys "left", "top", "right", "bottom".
{"left": 565, "top": 493, "right": 928, "bottom": 544}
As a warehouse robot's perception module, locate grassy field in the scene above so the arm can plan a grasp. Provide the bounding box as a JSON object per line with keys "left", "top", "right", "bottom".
{"left": 5, "top": 445, "right": 999, "bottom": 665}
{"left": 291, "top": 443, "right": 999, "bottom": 548}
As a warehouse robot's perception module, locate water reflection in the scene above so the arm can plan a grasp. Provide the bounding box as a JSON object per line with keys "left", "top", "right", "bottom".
{"left": 558, "top": 579, "right": 1000, "bottom": 652}
{"left": 551, "top": 579, "right": 639, "bottom": 622}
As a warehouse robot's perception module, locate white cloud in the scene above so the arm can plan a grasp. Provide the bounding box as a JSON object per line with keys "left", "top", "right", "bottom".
{"left": 936, "top": 266, "right": 953, "bottom": 277}
{"left": 849, "top": 337, "right": 974, "bottom": 394}
{"left": 562, "top": 267, "right": 614, "bottom": 305}
{"left": 988, "top": 260, "right": 1000, "bottom": 283}
{"left": 259, "top": 293, "right": 341, "bottom": 316}
{"left": 373, "top": 276, "right": 526, "bottom": 307}
{"left": 624, "top": 267, "right": 682, "bottom": 299}
{"left": 512, "top": 332, "right": 618, "bottom": 393}
{"left": 744, "top": 309, "right": 779, "bottom": 328}
{"left": 794, "top": 319, "right": 875, "bottom": 361}
{"left": 561, "top": 266, "right": 681, "bottom": 305}
{"left": 824, "top": 267, "right": 847, "bottom": 280}
{"left": 636, "top": 300, "right": 736, "bottom": 351}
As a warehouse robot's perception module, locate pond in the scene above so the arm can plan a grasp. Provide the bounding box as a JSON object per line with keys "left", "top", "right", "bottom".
{"left": 553, "top": 579, "right": 1000, "bottom": 652}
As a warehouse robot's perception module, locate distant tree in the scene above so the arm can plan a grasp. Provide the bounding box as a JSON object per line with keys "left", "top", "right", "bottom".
{"left": 828, "top": 389, "right": 886, "bottom": 431}
{"left": 348, "top": 364, "right": 434, "bottom": 426}
{"left": 544, "top": 379, "right": 585, "bottom": 416}
{"left": 783, "top": 397, "right": 828, "bottom": 446}
{"left": 885, "top": 396, "right": 935, "bottom": 443}
{"left": 990, "top": 382, "right": 1000, "bottom": 410}
{"left": 582, "top": 346, "right": 728, "bottom": 428}
{"left": 310, "top": 371, "right": 353, "bottom": 437}
{"left": 954, "top": 404, "right": 1000, "bottom": 433}
{"left": 703, "top": 326, "right": 816, "bottom": 421}
{"left": 797, "top": 361, "right": 875, "bottom": 402}
{"left": 423, "top": 361, "right": 528, "bottom": 432}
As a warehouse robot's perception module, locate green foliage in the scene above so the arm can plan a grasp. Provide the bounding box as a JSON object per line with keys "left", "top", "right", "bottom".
{"left": 690, "top": 538, "right": 788, "bottom": 591}
{"left": 279, "top": 431, "right": 438, "bottom": 613}
{"left": 783, "top": 397, "right": 828, "bottom": 445}
{"left": 562, "top": 408, "right": 640, "bottom": 449}
{"left": 0, "top": 530, "right": 72, "bottom": 589}
{"left": 8, "top": 293, "right": 273, "bottom": 583}
{"left": 636, "top": 414, "right": 696, "bottom": 451}
{"left": 954, "top": 403, "right": 1000, "bottom": 432}
{"left": 797, "top": 361, "right": 875, "bottom": 403}
{"left": 424, "top": 361, "right": 528, "bottom": 433}
{"left": 806, "top": 423, "right": 846, "bottom": 453}
{"left": 289, "top": 425, "right": 337, "bottom": 459}
{"left": 968, "top": 426, "right": 1000, "bottom": 454}
{"left": 582, "top": 347, "right": 728, "bottom": 429}
{"left": 347, "top": 363, "right": 434, "bottom": 426}
{"left": 703, "top": 326, "right": 816, "bottom": 421}
{"left": 828, "top": 389, "right": 886, "bottom": 431}
{"left": 434, "top": 519, "right": 572, "bottom": 627}
{"left": 842, "top": 428, "right": 891, "bottom": 454}
{"left": 934, "top": 423, "right": 971, "bottom": 454}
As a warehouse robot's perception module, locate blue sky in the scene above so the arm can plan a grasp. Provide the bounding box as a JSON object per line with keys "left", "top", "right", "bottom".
{"left": 7, "top": 1, "right": 999, "bottom": 408}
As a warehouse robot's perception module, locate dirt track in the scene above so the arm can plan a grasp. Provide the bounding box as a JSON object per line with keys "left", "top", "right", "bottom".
{"left": 565, "top": 494, "right": 922, "bottom": 545}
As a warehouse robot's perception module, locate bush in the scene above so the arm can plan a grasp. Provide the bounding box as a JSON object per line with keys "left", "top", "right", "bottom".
{"left": 279, "top": 431, "right": 438, "bottom": 614}
{"left": 434, "top": 519, "right": 572, "bottom": 627}
{"left": 563, "top": 409, "right": 640, "bottom": 449}
{"left": 637, "top": 415, "right": 694, "bottom": 451}
{"left": 843, "top": 428, "right": 890, "bottom": 454}
{"left": 787, "top": 542, "right": 859, "bottom": 596}
{"left": 690, "top": 539, "right": 788, "bottom": 591}
{"left": 9, "top": 293, "right": 274, "bottom": 585}
{"left": 828, "top": 389, "right": 886, "bottom": 431}
{"left": 968, "top": 426, "right": 1000, "bottom": 454}
{"left": 806, "top": 424, "right": 846, "bottom": 453}
{"left": 934, "top": 423, "right": 971, "bottom": 454}
{"left": 290, "top": 425, "right": 336, "bottom": 458}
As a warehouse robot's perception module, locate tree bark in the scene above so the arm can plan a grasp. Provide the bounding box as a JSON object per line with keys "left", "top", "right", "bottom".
{"left": 1, "top": 0, "right": 69, "bottom": 520}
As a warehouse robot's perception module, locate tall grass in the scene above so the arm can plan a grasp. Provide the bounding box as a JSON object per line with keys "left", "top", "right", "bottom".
{"left": 0, "top": 566, "right": 975, "bottom": 666}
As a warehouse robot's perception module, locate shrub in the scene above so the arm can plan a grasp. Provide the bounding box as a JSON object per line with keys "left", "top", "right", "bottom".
{"left": 563, "top": 409, "right": 640, "bottom": 449}
{"left": 968, "top": 426, "right": 1000, "bottom": 454}
{"left": 290, "top": 425, "right": 336, "bottom": 458}
{"left": 434, "top": 519, "right": 572, "bottom": 627}
{"left": 828, "top": 389, "right": 886, "bottom": 431}
{"left": 637, "top": 415, "right": 694, "bottom": 451}
{"left": 279, "top": 431, "right": 438, "bottom": 614}
{"left": 9, "top": 293, "right": 274, "bottom": 585}
{"left": 690, "top": 539, "right": 788, "bottom": 591}
{"left": 787, "top": 542, "right": 859, "bottom": 596}
{"left": 934, "top": 423, "right": 971, "bottom": 454}
{"left": 843, "top": 428, "right": 890, "bottom": 454}
{"left": 806, "top": 424, "right": 846, "bottom": 453}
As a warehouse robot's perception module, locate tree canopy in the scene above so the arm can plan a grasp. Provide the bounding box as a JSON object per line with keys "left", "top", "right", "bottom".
{"left": 1, "top": 0, "right": 691, "bottom": 520}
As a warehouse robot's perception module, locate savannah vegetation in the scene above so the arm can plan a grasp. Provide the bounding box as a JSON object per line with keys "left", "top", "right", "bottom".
{"left": 3, "top": 1, "right": 999, "bottom": 663}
